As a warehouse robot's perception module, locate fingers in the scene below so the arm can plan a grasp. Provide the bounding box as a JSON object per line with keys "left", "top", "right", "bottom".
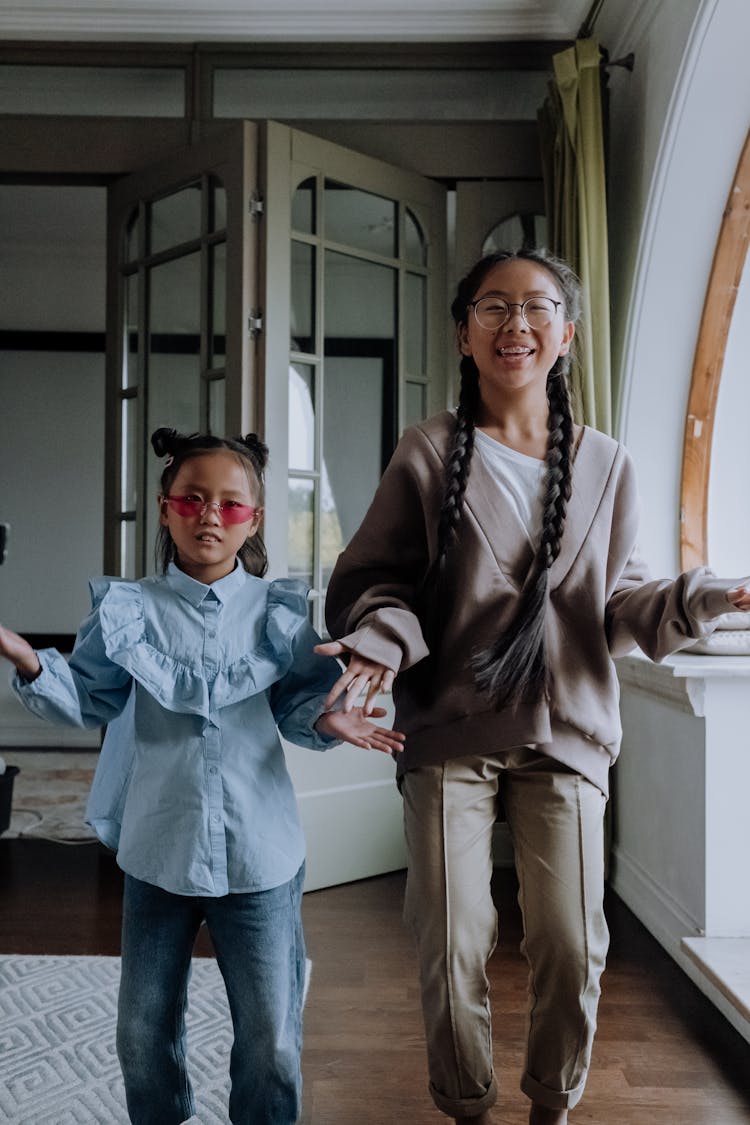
{"left": 350, "top": 728, "right": 406, "bottom": 754}
{"left": 727, "top": 584, "right": 750, "bottom": 611}
{"left": 314, "top": 641, "right": 345, "bottom": 657}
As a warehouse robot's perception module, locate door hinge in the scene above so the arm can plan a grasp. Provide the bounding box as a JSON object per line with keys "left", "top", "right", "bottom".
{"left": 248, "top": 195, "right": 264, "bottom": 220}
{"left": 248, "top": 310, "right": 263, "bottom": 338}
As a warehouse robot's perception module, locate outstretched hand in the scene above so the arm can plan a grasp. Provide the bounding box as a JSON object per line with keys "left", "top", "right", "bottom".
{"left": 314, "top": 640, "right": 396, "bottom": 715}
{"left": 315, "top": 705, "right": 405, "bottom": 754}
{"left": 726, "top": 582, "right": 750, "bottom": 612}
{"left": 0, "top": 625, "right": 41, "bottom": 681}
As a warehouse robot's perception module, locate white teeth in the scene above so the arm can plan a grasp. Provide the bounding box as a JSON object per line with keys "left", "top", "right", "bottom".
{"left": 499, "top": 346, "right": 531, "bottom": 355}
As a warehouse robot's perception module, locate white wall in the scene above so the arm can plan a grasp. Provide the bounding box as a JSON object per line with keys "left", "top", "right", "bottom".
{"left": 599, "top": 0, "right": 750, "bottom": 1034}
{"left": 0, "top": 186, "right": 106, "bottom": 634}
{"left": 600, "top": 0, "right": 750, "bottom": 576}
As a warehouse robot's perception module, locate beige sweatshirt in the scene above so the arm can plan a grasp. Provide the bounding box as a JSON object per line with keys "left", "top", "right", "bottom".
{"left": 325, "top": 411, "right": 736, "bottom": 795}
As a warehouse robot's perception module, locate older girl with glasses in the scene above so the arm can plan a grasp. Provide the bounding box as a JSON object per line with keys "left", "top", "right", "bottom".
{"left": 317, "top": 249, "right": 750, "bottom": 1125}
{"left": 0, "top": 427, "right": 404, "bottom": 1125}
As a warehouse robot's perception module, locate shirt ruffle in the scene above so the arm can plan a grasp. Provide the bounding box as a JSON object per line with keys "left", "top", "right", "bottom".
{"left": 94, "top": 575, "right": 310, "bottom": 719}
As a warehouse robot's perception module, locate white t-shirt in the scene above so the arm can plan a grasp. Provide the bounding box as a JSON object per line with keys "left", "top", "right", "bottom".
{"left": 474, "top": 428, "right": 546, "bottom": 545}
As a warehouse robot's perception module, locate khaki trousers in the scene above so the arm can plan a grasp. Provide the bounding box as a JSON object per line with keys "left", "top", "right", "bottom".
{"left": 401, "top": 750, "right": 608, "bottom": 1118}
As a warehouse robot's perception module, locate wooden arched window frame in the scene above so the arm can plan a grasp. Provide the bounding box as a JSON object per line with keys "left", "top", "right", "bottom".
{"left": 681, "top": 128, "right": 750, "bottom": 568}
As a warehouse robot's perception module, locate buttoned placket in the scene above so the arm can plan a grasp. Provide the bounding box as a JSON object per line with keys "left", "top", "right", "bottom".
{"left": 201, "top": 590, "right": 228, "bottom": 893}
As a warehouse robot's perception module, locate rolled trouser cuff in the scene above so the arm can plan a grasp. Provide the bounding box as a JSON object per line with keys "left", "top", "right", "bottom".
{"left": 521, "top": 1070, "right": 586, "bottom": 1110}
{"left": 429, "top": 1074, "right": 498, "bottom": 1117}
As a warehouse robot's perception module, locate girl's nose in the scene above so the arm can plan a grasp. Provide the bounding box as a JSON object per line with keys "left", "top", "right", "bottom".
{"left": 199, "top": 501, "right": 223, "bottom": 524}
{"left": 503, "top": 307, "right": 528, "bottom": 330}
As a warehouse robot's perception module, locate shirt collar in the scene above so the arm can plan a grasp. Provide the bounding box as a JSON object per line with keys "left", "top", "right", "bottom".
{"left": 166, "top": 561, "right": 247, "bottom": 606}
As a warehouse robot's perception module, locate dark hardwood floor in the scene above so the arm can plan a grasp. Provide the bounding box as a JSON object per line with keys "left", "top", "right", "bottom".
{"left": 1, "top": 838, "right": 749, "bottom": 1124}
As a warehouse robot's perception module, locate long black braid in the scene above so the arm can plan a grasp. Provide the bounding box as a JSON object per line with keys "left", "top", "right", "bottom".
{"left": 435, "top": 355, "right": 480, "bottom": 563}
{"left": 437, "top": 249, "right": 581, "bottom": 710}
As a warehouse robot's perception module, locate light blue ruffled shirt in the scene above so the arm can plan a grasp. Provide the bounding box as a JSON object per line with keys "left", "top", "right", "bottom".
{"left": 13, "top": 563, "right": 342, "bottom": 896}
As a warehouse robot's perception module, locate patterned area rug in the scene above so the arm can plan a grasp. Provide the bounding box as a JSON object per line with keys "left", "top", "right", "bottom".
{"left": 0, "top": 752, "right": 98, "bottom": 842}
{"left": 0, "top": 954, "right": 231, "bottom": 1124}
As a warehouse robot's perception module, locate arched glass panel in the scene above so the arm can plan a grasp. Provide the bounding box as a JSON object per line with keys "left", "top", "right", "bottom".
{"left": 292, "top": 176, "right": 316, "bottom": 234}
{"left": 482, "top": 212, "right": 547, "bottom": 254}
{"left": 404, "top": 208, "right": 427, "bottom": 266}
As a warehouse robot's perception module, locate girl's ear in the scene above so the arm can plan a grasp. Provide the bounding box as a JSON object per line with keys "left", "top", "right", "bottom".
{"left": 558, "top": 321, "right": 575, "bottom": 357}
{"left": 244, "top": 508, "right": 264, "bottom": 540}
{"left": 158, "top": 495, "right": 169, "bottom": 527}
{"left": 458, "top": 322, "right": 473, "bottom": 357}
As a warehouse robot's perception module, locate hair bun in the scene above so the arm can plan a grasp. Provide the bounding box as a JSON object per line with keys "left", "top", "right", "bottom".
{"left": 151, "top": 427, "right": 182, "bottom": 458}
{"left": 240, "top": 433, "right": 269, "bottom": 470}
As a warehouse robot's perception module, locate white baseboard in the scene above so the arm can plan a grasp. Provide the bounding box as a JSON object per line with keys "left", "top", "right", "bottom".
{"left": 610, "top": 844, "right": 702, "bottom": 947}
{"left": 611, "top": 845, "right": 750, "bottom": 1045}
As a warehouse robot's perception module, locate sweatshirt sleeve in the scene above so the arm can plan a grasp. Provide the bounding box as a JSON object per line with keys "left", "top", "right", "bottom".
{"left": 604, "top": 452, "right": 737, "bottom": 660}
{"left": 324, "top": 425, "right": 439, "bottom": 672}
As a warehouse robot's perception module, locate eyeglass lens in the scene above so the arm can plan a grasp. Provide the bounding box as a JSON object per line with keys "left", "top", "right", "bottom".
{"left": 166, "top": 496, "right": 258, "bottom": 524}
{"left": 473, "top": 297, "right": 558, "bottom": 330}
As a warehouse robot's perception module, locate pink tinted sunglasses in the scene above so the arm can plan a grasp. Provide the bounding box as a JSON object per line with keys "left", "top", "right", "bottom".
{"left": 163, "top": 496, "right": 261, "bottom": 525}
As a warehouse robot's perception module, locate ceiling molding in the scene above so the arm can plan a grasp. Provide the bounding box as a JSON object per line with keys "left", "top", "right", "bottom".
{"left": 0, "top": 2, "right": 591, "bottom": 43}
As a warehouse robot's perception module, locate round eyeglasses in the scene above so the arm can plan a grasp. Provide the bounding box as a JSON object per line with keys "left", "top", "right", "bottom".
{"left": 468, "top": 295, "right": 562, "bottom": 331}
{"left": 163, "top": 496, "right": 261, "bottom": 525}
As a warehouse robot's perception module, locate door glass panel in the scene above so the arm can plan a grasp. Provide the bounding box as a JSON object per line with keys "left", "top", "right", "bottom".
{"left": 288, "top": 477, "right": 315, "bottom": 586}
{"left": 405, "top": 208, "right": 427, "bottom": 266}
{"left": 0, "top": 65, "right": 184, "bottom": 116}
{"left": 405, "top": 381, "right": 427, "bottom": 428}
{"left": 121, "top": 398, "right": 138, "bottom": 511}
{"left": 289, "top": 363, "right": 316, "bottom": 471}
{"left": 483, "top": 212, "right": 547, "bottom": 255}
{"left": 324, "top": 250, "right": 395, "bottom": 339}
{"left": 208, "top": 377, "right": 225, "bottom": 435}
{"left": 120, "top": 520, "right": 137, "bottom": 581}
{"left": 210, "top": 241, "right": 227, "bottom": 365}
{"left": 123, "top": 273, "right": 139, "bottom": 388}
{"left": 405, "top": 272, "right": 427, "bottom": 374}
{"left": 125, "top": 206, "right": 140, "bottom": 265}
{"left": 292, "top": 177, "right": 316, "bottom": 235}
{"left": 146, "top": 252, "right": 202, "bottom": 565}
{"left": 320, "top": 472, "right": 345, "bottom": 587}
{"left": 210, "top": 176, "right": 227, "bottom": 232}
{"left": 291, "top": 240, "right": 315, "bottom": 353}
{"left": 324, "top": 181, "right": 396, "bottom": 257}
{"left": 323, "top": 250, "right": 396, "bottom": 550}
{"left": 150, "top": 184, "right": 201, "bottom": 255}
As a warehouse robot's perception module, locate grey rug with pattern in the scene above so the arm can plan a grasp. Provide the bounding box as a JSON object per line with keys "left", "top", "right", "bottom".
{"left": 0, "top": 955, "right": 232, "bottom": 1124}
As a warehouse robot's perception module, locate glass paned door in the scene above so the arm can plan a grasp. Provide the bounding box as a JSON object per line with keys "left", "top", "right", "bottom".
{"left": 260, "top": 122, "right": 448, "bottom": 634}
{"left": 105, "top": 123, "right": 259, "bottom": 577}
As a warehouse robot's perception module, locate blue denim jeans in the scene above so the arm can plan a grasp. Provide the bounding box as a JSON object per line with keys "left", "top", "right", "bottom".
{"left": 117, "top": 864, "right": 306, "bottom": 1125}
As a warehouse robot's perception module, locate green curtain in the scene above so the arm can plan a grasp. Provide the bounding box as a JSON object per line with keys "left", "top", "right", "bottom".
{"left": 538, "top": 38, "right": 612, "bottom": 433}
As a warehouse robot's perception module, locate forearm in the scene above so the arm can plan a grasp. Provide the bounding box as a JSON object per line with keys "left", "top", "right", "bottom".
{"left": 0, "top": 624, "right": 42, "bottom": 681}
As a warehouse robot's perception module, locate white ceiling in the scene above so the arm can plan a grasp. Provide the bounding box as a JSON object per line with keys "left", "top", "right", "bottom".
{"left": 0, "top": 0, "right": 593, "bottom": 43}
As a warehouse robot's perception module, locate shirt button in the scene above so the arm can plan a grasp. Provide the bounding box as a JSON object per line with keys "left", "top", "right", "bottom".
{"left": 209, "top": 766, "right": 218, "bottom": 775}
{"left": 212, "top": 813, "right": 221, "bottom": 823}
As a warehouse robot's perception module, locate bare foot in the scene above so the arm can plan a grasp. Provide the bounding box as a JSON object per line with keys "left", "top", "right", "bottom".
{"left": 528, "top": 1104, "right": 568, "bottom": 1125}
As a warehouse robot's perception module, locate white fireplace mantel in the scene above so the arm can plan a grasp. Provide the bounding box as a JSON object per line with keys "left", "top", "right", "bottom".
{"left": 614, "top": 650, "right": 750, "bottom": 1043}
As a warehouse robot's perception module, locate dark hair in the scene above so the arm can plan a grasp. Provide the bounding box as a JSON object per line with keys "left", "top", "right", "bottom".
{"left": 439, "top": 248, "right": 582, "bottom": 711}
{"left": 151, "top": 427, "right": 269, "bottom": 577}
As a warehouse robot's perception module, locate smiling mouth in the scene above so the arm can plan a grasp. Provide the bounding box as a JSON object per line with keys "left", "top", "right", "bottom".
{"left": 196, "top": 534, "right": 221, "bottom": 543}
{"left": 497, "top": 346, "right": 534, "bottom": 357}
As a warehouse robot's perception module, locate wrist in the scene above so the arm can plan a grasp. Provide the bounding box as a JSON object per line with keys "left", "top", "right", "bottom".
{"left": 18, "top": 655, "right": 42, "bottom": 683}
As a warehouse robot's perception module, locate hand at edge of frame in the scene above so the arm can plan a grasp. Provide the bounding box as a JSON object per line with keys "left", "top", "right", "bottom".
{"left": 0, "top": 624, "right": 41, "bottom": 681}
{"left": 726, "top": 581, "right": 750, "bottom": 612}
